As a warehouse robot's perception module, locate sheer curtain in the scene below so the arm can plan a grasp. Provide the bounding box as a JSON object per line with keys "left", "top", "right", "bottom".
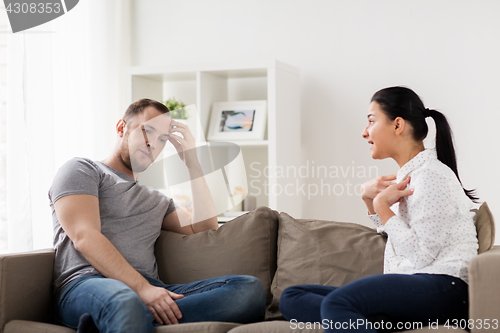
{"left": 5, "top": 0, "right": 131, "bottom": 253}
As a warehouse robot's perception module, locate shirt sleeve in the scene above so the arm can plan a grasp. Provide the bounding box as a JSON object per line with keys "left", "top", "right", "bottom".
{"left": 368, "top": 214, "right": 385, "bottom": 234}
{"left": 382, "top": 169, "right": 457, "bottom": 269}
{"left": 48, "top": 158, "right": 101, "bottom": 204}
{"left": 164, "top": 198, "right": 178, "bottom": 217}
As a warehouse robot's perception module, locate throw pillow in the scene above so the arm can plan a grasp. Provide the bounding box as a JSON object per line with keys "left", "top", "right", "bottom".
{"left": 267, "top": 213, "right": 387, "bottom": 320}
{"left": 472, "top": 202, "right": 496, "bottom": 254}
{"left": 155, "top": 206, "right": 279, "bottom": 309}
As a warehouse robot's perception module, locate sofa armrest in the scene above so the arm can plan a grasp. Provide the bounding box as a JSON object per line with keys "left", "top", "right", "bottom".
{"left": 468, "top": 245, "right": 500, "bottom": 333}
{"left": 0, "top": 249, "right": 55, "bottom": 333}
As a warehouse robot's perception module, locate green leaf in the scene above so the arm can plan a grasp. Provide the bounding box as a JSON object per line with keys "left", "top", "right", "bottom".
{"left": 162, "top": 97, "right": 188, "bottom": 119}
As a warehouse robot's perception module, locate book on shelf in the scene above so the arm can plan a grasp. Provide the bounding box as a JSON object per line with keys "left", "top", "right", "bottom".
{"left": 217, "top": 211, "right": 249, "bottom": 224}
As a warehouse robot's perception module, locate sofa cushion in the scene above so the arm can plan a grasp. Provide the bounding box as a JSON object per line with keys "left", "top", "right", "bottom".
{"left": 228, "top": 320, "right": 321, "bottom": 333}
{"left": 472, "top": 202, "right": 495, "bottom": 254}
{"left": 226, "top": 321, "right": 468, "bottom": 333}
{"left": 155, "top": 321, "right": 241, "bottom": 333}
{"left": 155, "top": 206, "right": 279, "bottom": 309}
{"left": 4, "top": 320, "right": 241, "bottom": 333}
{"left": 228, "top": 320, "right": 323, "bottom": 333}
{"left": 4, "top": 320, "right": 75, "bottom": 333}
{"left": 267, "top": 213, "right": 387, "bottom": 320}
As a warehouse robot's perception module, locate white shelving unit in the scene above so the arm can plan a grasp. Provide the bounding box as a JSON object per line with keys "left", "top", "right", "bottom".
{"left": 125, "top": 60, "right": 301, "bottom": 217}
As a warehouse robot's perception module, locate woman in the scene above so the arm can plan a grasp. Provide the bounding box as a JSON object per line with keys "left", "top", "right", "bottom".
{"left": 279, "top": 86, "right": 479, "bottom": 332}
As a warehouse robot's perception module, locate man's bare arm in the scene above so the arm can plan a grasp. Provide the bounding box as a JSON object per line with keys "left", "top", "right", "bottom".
{"left": 187, "top": 164, "right": 219, "bottom": 232}
{"left": 55, "top": 194, "right": 184, "bottom": 325}
{"left": 167, "top": 119, "right": 219, "bottom": 233}
{"left": 161, "top": 177, "right": 218, "bottom": 235}
{"left": 162, "top": 209, "right": 195, "bottom": 235}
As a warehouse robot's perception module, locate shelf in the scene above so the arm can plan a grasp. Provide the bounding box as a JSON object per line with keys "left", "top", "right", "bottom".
{"left": 217, "top": 216, "right": 235, "bottom": 223}
{"left": 126, "top": 60, "right": 299, "bottom": 78}
{"left": 205, "top": 68, "right": 267, "bottom": 79}
{"left": 125, "top": 60, "right": 301, "bottom": 218}
{"left": 208, "top": 140, "right": 268, "bottom": 147}
{"left": 218, "top": 211, "right": 249, "bottom": 223}
{"left": 132, "top": 72, "right": 197, "bottom": 82}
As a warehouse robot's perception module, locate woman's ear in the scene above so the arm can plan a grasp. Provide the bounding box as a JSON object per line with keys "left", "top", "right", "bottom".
{"left": 393, "top": 117, "right": 405, "bottom": 135}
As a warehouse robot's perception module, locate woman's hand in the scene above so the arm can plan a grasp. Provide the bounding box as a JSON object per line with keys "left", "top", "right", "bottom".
{"left": 373, "top": 177, "right": 414, "bottom": 224}
{"left": 360, "top": 174, "right": 396, "bottom": 214}
{"left": 361, "top": 174, "right": 397, "bottom": 200}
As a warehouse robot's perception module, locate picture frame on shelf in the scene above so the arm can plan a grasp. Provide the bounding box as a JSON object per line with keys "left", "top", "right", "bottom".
{"left": 207, "top": 100, "right": 267, "bottom": 141}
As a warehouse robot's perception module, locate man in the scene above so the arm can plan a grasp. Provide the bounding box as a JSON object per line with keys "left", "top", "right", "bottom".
{"left": 49, "top": 99, "right": 265, "bottom": 333}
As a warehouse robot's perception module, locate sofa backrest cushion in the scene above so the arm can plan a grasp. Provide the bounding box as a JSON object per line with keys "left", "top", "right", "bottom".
{"left": 472, "top": 202, "right": 496, "bottom": 254}
{"left": 266, "top": 213, "right": 387, "bottom": 320}
{"left": 154, "top": 206, "right": 279, "bottom": 309}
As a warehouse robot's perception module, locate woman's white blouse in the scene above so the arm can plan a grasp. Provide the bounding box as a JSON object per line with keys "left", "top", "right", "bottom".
{"left": 369, "top": 149, "right": 478, "bottom": 283}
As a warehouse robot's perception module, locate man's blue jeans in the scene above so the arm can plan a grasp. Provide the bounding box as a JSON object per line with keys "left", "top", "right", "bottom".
{"left": 279, "top": 273, "right": 469, "bottom": 333}
{"left": 55, "top": 274, "right": 266, "bottom": 333}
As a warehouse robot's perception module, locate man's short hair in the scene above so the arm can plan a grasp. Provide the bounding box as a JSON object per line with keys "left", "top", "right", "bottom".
{"left": 123, "top": 98, "right": 170, "bottom": 123}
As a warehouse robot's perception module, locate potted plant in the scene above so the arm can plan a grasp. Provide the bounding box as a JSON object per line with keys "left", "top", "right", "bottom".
{"left": 162, "top": 97, "right": 188, "bottom": 119}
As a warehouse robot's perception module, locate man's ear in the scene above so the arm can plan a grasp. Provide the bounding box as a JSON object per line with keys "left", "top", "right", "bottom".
{"left": 116, "top": 119, "right": 126, "bottom": 137}
{"left": 394, "top": 117, "right": 405, "bottom": 135}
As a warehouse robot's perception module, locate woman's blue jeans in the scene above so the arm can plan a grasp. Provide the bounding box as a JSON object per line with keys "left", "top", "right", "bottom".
{"left": 279, "top": 273, "right": 468, "bottom": 333}
{"left": 55, "top": 274, "right": 266, "bottom": 333}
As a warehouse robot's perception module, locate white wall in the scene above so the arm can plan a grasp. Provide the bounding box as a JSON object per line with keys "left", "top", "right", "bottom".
{"left": 131, "top": 0, "right": 500, "bottom": 242}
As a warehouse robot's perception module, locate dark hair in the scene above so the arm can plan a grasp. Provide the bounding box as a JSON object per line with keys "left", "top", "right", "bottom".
{"left": 371, "top": 86, "right": 478, "bottom": 202}
{"left": 123, "top": 98, "right": 170, "bottom": 123}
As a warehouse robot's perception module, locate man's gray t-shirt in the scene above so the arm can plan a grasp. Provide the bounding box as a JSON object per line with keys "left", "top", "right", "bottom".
{"left": 49, "top": 157, "right": 176, "bottom": 294}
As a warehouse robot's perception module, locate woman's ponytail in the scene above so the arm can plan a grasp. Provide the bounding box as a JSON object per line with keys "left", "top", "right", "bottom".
{"left": 428, "top": 109, "right": 479, "bottom": 202}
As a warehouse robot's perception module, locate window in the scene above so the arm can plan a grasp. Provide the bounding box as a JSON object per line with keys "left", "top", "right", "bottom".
{"left": 0, "top": 5, "right": 8, "bottom": 252}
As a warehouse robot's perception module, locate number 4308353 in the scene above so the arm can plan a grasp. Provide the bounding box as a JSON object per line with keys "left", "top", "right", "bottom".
{"left": 6, "top": 2, "right": 62, "bottom": 14}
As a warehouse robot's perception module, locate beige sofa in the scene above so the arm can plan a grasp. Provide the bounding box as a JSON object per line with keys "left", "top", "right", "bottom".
{"left": 0, "top": 204, "right": 497, "bottom": 333}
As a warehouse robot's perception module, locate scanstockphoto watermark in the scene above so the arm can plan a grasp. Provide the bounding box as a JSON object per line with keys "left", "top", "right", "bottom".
{"left": 249, "top": 161, "right": 379, "bottom": 199}
{"left": 289, "top": 318, "right": 423, "bottom": 331}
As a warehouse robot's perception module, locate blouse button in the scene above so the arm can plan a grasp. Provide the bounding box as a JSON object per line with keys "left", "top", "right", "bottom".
{"left": 451, "top": 282, "right": 455, "bottom": 285}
